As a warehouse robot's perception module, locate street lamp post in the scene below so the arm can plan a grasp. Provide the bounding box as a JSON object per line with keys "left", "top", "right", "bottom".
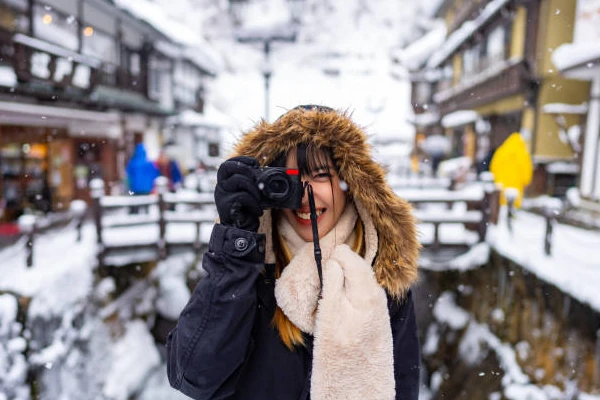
{"left": 230, "top": 0, "right": 304, "bottom": 121}
{"left": 263, "top": 41, "right": 273, "bottom": 121}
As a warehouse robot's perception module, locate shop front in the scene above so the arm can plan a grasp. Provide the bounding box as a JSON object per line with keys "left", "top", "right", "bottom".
{"left": 0, "top": 101, "right": 121, "bottom": 221}
{"left": 0, "top": 125, "right": 71, "bottom": 220}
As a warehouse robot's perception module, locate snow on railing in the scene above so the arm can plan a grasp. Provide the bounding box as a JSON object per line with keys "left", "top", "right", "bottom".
{"left": 16, "top": 201, "right": 88, "bottom": 267}
{"left": 90, "top": 177, "right": 216, "bottom": 267}
{"left": 395, "top": 180, "right": 501, "bottom": 250}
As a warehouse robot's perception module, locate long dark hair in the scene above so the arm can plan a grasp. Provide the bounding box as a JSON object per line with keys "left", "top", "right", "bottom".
{"left": 270, "top": 143, "right": 344, "bottom": 350}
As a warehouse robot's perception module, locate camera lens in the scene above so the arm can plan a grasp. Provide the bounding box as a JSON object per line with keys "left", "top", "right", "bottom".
{"left": 259, "top": 169, "right": 291, "bottom": 200}
{"left": 266, "top": 176, "right": 289, "bottom": 198}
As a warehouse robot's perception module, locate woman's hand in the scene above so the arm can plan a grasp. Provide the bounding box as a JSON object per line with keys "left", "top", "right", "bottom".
{"left": 214, "top": 156, "right": 263, "bottom": 232}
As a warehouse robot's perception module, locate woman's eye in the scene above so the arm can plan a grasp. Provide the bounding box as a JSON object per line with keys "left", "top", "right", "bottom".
{"left": 313, "top": 172, "right": 331, "bottom": 180}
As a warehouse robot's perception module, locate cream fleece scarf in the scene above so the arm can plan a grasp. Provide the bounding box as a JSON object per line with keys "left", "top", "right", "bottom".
{"left": 274, "top": 203, "right": 395, "bottom": 400}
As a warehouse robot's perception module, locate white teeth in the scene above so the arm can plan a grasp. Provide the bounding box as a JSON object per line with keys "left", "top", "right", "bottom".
{"left": 296, "top": 210, "right": 323, "bottom": 220}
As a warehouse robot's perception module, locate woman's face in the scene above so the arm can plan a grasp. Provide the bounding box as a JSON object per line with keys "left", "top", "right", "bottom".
{"left": 280, "top": 151, "right": 347, "bottom": 241}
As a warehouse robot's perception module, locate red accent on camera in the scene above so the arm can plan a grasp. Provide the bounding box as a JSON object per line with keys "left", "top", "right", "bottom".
{"left": 286, "top": 169, "right": 299, "bottom": 175}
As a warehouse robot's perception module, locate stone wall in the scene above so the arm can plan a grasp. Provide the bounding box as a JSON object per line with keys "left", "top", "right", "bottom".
{"left": 415, "top": 250, "right": 600, "bottom": 398}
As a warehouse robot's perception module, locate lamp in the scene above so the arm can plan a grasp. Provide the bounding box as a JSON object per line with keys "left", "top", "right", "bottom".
{"left": 229, "top": 0, "right": 304, "bottom": 121}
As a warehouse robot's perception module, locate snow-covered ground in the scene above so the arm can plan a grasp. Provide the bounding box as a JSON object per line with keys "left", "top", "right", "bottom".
{"left": 1, "top": 185, "right": 599, "bottom": 399}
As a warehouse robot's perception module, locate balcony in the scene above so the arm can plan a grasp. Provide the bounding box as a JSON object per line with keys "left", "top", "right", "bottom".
{"left": 434, "top": 58, "right": 531, "bottom": 115}
{"left": 450, "top": 0, "right": 483, "bottom": 33}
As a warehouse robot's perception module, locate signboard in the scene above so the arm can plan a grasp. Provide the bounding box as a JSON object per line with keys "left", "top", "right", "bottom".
{"left": 574, "top": 0, "right": 600, "bottom": 43}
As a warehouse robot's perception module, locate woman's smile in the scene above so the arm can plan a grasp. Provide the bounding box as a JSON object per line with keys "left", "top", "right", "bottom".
{"left": 293, "top": 208, "right": 325, "bottom": 225}
{"left": 280, "top": 150, "right": 347, "bottom": 241}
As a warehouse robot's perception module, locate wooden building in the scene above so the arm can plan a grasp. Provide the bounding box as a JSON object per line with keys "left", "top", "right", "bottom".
{"left": 405, "top": 0, "right": 590, "bottom": 195}
{"left": 553, "top": 0, "right": 600, "bottom": 212}
{"left": 0, "top": 0, "right": 220, "bottom": 221}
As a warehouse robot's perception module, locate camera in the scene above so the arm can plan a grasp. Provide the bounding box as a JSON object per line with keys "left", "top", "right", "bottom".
{"left": 255, "top": 167, "right": 303, "bottom": 210}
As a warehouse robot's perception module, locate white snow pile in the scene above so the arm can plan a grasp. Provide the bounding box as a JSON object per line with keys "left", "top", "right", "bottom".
{"left": 103, "top": 320, "right": 162, "bottom": 400}
{"left": 0, "top": 294, "right": 29, "bottom": 400}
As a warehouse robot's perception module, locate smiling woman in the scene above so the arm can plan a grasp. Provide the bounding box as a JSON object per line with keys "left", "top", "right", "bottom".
{"left": 166, "top": 105, "right": 421, "bottom": 400}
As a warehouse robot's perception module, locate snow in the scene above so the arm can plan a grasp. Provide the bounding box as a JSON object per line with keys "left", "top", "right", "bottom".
{"left": 427, "top": 0, "right": 510, "bottom": 68}
{"left": 552, "top": 0, "right": 600, "bottom": 74}
{"left": 393, "top": 21, "right": 447, "bottom": 71}
{"left": 1, "top": 0, "right": 600, "bottom": 398}
{"left": 553, "top": 42, "right": 600, "bottom": 73}
{"left": 112, "top": 0, "right": 222, "bottom": 74}
{"left": 546, "top": 161, "right": 579, "bottom": 174}
{"left": 102, "top": 320, "right": 161, "bottom": 400}
{"left": 166, "top": 105, "right": 235, "bottom": 129}
{"left": 0, "top": 66, "right": 17, "bottom": 88}
{"left": 407, "top": 112, "right": 440, "bottom": 127}
{"left": 542, "top": 102, "right": 589, "bottom": 115}
{"left": 1, "top": 181, "right": 600, "bottom": 398}
{"left": 441, "top": 110, "right": 479, "bottom": 128}
{"left": 487, "top": 206, "right": 600, "bottom": 312}
{"left": 429, "top": 290, "right": 590, "bottom": 399}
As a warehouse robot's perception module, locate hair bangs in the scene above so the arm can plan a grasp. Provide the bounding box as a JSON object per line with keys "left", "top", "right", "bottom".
{"left": 296, "top": 143, "right": 334, "bottom": 176}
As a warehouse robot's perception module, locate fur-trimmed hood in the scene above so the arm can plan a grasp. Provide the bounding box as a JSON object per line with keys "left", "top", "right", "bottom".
{"left": 231, "top": 106, "right": 420, "bottom": 298}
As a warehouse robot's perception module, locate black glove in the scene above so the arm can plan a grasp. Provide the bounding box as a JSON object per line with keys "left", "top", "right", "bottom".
{"left": 215, "top": 156, "right": 263, "bottom": 232}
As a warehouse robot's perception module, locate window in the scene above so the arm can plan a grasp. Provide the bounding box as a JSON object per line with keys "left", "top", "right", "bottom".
{"left": 148, "top": 54, "right": 173, "bottom": 107}
{"left": 0, "top": 2, "right": 29, "bottom": 33}
{"left": 462, "top": 43, "right": 481, "bottom": 80}
{"left": 33, "top": 4, "right": 78, "bottom": 51}
{"left": 415, "top": 82, "right": 431, "bottom": 105}
{"left": 208, "top": 142, "right": 220, "bottom": 157}
{"left": 129, "top": 52, "right": 140, "bottom": 76}
{"left": 82, "top": 26, "right": 117, "bottom": 64}
{"left": 486, "top": 25, "right": 506, "bottom": 65}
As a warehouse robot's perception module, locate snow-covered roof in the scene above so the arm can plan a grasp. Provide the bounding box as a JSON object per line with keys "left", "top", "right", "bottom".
{"left": 441, "top": 109, "right": 479, "bottom": 128}
{"left": 552, "top": 42, "right": 600, "bottom": 78}
{"left": 113, "top": 0, "right": 223, "bottom": 75}
{"left": 546, "top": 162, "right": 579, "bottom": 174}
{"left": 166, "top": 105, "right": 235, "bottom": 130}
{"left": 427, "top": 0, "right": 510, "bottom": 68}
{"left": 393, "top": 22, "right": 447, "bottom": 71}
{"left": 0, "top": 100, "right": 121, "bottom": 137}
{"left": 407, "top": 111, "right": 440, "bottom": 127}
{"left": 542, "top": 102, "right": 589, "bottom": 115}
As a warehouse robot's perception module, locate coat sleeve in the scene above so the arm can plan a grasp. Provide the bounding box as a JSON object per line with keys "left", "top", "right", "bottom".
{"left": 390, "top": 289, "right": 421, "bottom": 400}
{"left": 166, "top": 223, "right": 266, "bottom": 399}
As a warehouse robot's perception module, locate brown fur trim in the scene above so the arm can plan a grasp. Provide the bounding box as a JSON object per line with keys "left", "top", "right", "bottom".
{"left": 232, "top": 108, "right": 420, "bottom": 297}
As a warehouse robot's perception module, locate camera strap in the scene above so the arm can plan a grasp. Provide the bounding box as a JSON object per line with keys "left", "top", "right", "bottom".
{"left": 305, "top": 183, "right": 323, "bottom": 295}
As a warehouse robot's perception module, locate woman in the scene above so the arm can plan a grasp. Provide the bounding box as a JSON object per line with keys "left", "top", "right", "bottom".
{"left": 167, "top": 105, "right": 421, "bottom": 399}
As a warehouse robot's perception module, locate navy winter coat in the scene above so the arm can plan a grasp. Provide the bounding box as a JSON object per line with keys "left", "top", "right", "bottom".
{"left": 166, "top": 224, "right": 421, "bottom": 400}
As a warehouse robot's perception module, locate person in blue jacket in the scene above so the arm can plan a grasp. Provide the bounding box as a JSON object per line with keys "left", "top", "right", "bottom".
{"left": 167, "top": 105, "right": 421, "bottom": 400}
{"left": 126, "top": 143, "right": 159, "bottom": 212}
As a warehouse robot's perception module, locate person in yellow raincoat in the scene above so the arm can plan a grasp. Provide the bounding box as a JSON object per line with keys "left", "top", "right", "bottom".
{"left": 489, "top": 132, "right": 533, "bottom": 208}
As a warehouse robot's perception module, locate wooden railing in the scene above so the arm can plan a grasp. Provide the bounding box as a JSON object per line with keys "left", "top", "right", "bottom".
{"left": 16, "top": 200, "right": 88, "bottom": 267}
{"left": 436, "top": 59, "right": 530, "bottom": 115}
{"left": 396, "top": 182, "right": 500, "bottom": 249}
{"left": 90, "top": 177, "right": 216, "bottom": 268}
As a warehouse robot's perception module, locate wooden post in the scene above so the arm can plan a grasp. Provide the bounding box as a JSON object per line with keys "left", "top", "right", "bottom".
{"left": 194, "top": 221, "right": 202, "bottom": 253}
{"left": 90, "top": 178, "right": 105, "bottom": 267}
{"left": 18, "top": 215, "right": 36, "bottom": 267}
{"left": 543, "top": 198, "right": 562, "bottom": 256}
{"left": 69, "top": 199, "right": 87, "bottom": 243}
{"left": 504, "top": 187, "right": 519, "bottom": 234}
{"left": 433, "top": 223, "right": 440, "bottom": 250}
{"left": 155, "top": 176, "right": 169, "bottom": 260}
{"left": 479, "top": 187, "right": 492, "bottom": 242}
